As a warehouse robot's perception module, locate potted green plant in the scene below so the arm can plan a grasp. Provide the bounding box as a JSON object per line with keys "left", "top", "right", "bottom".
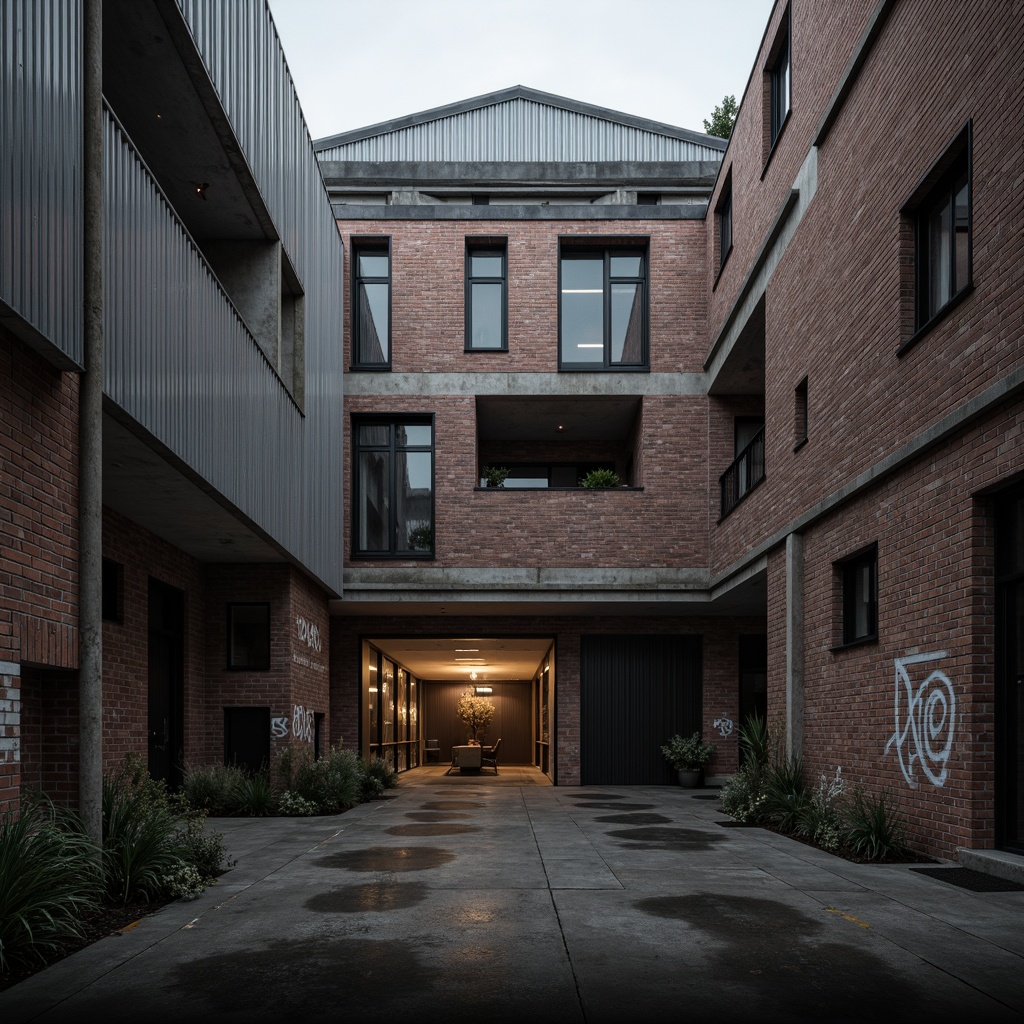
{"left": 661, "top": 731, "right": 716, "bottom": 787}
{"left": 483, "top": 465, "right": 510, "bottom": 488}
{"left": 579, "top": 468, "right": 621, "bottom": 488}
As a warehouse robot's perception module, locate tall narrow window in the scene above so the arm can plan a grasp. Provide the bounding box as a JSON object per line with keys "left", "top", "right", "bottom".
{"left": 839, "top": 546, "right": 878, "bottom": 646}
{"left": 917, "top": 150, "right": 971, "bottom": 329}
{"left": 353, "top": 418, "right": 434, "bottom": 558}
{"left": 227, "top": 603, "right": 271, "bottom": 670}
{"left": 559, "top": 246, "right": 647, "bottom": 369}
{"left": 794, "top": 376, "right": 808, "bottom": 449}
{"left": 352, "top": 241, "right": 390, "bottom": 368}
{"left": 466, "top": 241, "right": 507, "bottom": 351}
{"left": 716, "top": 174, "right": 733, "bottom": 273}
{"left": 767, "top": 6, "right": 791, "bottom": 152}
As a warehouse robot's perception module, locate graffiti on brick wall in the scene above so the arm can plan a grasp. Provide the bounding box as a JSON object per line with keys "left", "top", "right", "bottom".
{"left": 884, "top": 651, "right": 956, "bottom": 788}
{"left": 713, "top": 717, "right": 734, "bottom": 737}
{"left": 270, "top": 705, "right": 315, "bottom": 743}
{"left": 295, "top": 616, "right": 322, "bottom": 653}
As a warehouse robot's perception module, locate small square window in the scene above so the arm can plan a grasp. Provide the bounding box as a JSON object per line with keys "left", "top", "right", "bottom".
{"left": 352, "top": 240, "right": 390, "bottom": 369}
{"left": 838, "top": 546, "right": 877, "bottom": 646}
{"left": 228, "top": 603, "right": 271, "bottom": 670}
{"left": 465, "top": 241, "right": 507, "bottom": 351}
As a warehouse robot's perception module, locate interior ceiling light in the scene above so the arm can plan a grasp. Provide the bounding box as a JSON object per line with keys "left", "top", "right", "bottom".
{"left": 455, "top": 648, "right": 479, "bottom": 652}
{"left": 456, "top": 658, "right": 486, "bottom": 663}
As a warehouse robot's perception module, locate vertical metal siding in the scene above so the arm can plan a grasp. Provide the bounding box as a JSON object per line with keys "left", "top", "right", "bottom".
{"left": 169, "top": 0, "right": 344, "bottom": 591}
{"left": 580, "top": 634, "right": 703, "bottom": 785}
{"left": 0, "top": 0, "right": 82, "bottom": 364}
{"left": 316, "top": 98, "right": 724, "bottom": 163}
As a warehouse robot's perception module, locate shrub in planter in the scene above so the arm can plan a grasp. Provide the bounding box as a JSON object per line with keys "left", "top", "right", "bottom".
{"left": 482, "top": 465, "right": 510, "bottom": 488}
{"left": 721, "top": 715, "right": 772, "bottom": 823}
{"left": 660, "top": 732, "right": 716, "bottom": 774}
{"left": 0, "top": 798, "right": 101, "bottom": 973}
{"left": 579, "top": 468, "right": 621, "bottom": 488}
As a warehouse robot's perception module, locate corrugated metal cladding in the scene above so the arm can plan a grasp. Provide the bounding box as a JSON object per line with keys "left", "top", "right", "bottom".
{"left": 316, "top": 99, "right": 723, "bottom": 163}
{"left": 0, "top": 0, "right": 82, "bottom": 365}
{"left": 103, "top": 109, "right": 342, "bottom": 593}
{"left": 580, "top": 635, "right": 702, "bottom": 785}
{"left": 172, "top": 0, "right": 345, "bottom": 591}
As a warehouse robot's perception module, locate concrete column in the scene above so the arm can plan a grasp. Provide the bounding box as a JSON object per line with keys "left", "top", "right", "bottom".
{"left": 79, "top": 0, "right": 103, "bottom": 845}
{"left": 785, "top": 532, "right": 804, "bottom": 762}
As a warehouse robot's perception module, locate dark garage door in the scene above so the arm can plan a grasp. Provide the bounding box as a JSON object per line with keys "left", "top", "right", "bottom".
{"left": 581, "top": 634, "right": 703, "bottom": 785}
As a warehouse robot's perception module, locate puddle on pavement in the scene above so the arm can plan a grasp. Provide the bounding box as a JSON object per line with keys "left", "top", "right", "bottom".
{"left": 405, "top": 811, "right": 472, "bottom": 821}
{"left": 174, "top": 937, "right": 434, "bottom": 1012}
{"left": 306, "top": 881, "right": 429, "bottom": 913}
{"left": 594, "top": 812, "right": 673, "bottom": 825}
{"left": 420, "top": 801, "right": 487, "bottom": 811}
{"left": 631, "top": 893, "right": 934, "bottom": 1012}
{"left": 606, "top": 826, "right": 724, "bottom": 850}
{"left": 313, "top": 846, "right": 456, "bottom": 872}
{"left": 574, "top": 802, "right": 658, "bottom": 811}
{"left": 387, "top": 823, "right": 480, "bottom": 837}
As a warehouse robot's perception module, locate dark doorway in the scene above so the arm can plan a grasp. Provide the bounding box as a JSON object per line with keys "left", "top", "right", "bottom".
{"left": 580, "top": 634, "right": 703, "bottom": 785}
{"left": 738, "top": 634, "right": 768, "bottom": 759}
{"left": 996, "top": 488, "right": 1024, "bottom": 853}
{"left": 148, "top": 578, "right": 184, "bottom": 789}
{"left": 224, "top": 706, "right": 271, "bottom": 774}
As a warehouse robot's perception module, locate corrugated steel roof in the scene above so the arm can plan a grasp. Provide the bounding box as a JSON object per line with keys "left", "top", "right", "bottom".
{"left": 314, "top": 85, "right": 726, "bottom": 164}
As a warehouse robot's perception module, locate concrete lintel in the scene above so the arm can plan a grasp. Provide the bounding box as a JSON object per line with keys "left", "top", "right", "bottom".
{"left": 344, "top": 371, "right": 708, "bottom": 398}
{"left": 331, "top": 203, "right": 708, "bottom": 222}
{"left": 343, "top": 566, "right": 710, "bottom": 591}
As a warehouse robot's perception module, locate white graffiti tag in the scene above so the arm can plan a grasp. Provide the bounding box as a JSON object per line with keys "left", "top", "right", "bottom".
{"left": 292, "top": 704, "right": 315, "bottom": 744}
{"left": 713, "top": 717, "right": 734, "bottom": 738}
{"left": 884, "top": 651, "right": 956, "bottom": 788}
{"left": 296, "top": 616, "right": 323, "bottom": 653}
{"left": 271, "top": 717, "right": 289, "bottom": 739}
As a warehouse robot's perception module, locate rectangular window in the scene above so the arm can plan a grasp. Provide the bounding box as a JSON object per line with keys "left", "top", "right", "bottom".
{"left": 767, "top": 6, "right": 791, "bottom": 152}
{"left": 559, "top": 246, "right": 648, "bottom": 369}
{"left": 102, "top": 558, "right": 122, "bottom": 623}
{"left": 354, "top": 418, "right": 434, "bottom": 558}
{"left": 479, "top": 462, "right": 616, "bottom": 488}
{"left": 716, "top": 175, "right": 733, "bottom": 273}
{"left": 839, "top": 546, "right": 878, "bottom": 646}
{"left": 465, "top": 241, "right": 507, "bottom": 351}
{"left": 916, "top": 146, "right": 971, "bottom": 331}
{"left": 794, "top": 376, "right": 808, "bottom": 449}
{"left": 352, "top": 241, "right": 390, "bottom": 368}
{"left": 228, "top": 603, "right": 271, "bottom": 670}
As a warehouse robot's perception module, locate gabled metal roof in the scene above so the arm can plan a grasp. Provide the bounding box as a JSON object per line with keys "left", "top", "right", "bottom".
{"left": 314, "top": 85, "right": 726, "bottom": 163}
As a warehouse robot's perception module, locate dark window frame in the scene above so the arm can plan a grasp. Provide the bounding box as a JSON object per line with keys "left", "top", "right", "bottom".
{"left": 465, "top": 239, "right": 508, "bottom": 352}
{"left": 900, "top": 121, "right": 973, "bottom": 354}
{"left": 558, "top": 242, "right": 649, "bottom": 371}
{"left": 102, "top": 558, "right": 123, "bottom": 623}
{"left": 837, "top": 545, "right": 878, "bottom": 648}
{"left": 764, "top": 4, "right": 792, "bottom": 165}
{"left": 715, "top": 171, "right": 733, "bottom": 279}
{"left": 477, "top": 460, "right": 618, "bottom": 489}
{"left": 352, "top": 415, "right": 436, "bottom": 560}
{"left": 794, "top": 376, "right": 808, "bottom": 451}
{"left": 227, "top": 602, "right": 272, "bottom": 671}
{"left": 351, "top": 238, "right": 392, "bottom": 370}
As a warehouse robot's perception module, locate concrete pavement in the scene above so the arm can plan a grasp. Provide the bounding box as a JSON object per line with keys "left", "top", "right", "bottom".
{"left": 2, "top": 767, "right": 1023, "bottom": 1022}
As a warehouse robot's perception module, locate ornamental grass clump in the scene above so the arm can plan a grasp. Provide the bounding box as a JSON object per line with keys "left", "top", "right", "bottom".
{"left": 842, "top": 787, "right": 911, "bottom": 862}
{"left": 0, "top": 798, "right": 101, "bottom": 973}
{"left": 720, "top": 714, "right": 772, "bottom": 823}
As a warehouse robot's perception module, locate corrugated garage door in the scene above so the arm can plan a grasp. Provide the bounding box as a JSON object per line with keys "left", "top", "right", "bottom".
{"left": 580, "top": 634, "right": 703, "bottom": 785}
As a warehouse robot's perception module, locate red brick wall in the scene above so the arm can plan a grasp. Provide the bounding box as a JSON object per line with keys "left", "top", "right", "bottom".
{"left": 340, "top": 219, "right": 708, "bottom": 375}
{"left": 0, "top": 327, "right": 81, "bottom": 807}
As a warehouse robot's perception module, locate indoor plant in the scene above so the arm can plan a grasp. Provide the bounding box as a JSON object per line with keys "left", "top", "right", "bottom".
{"left": 456, "top": 689, "right": 496, "bottom": 743}
{"left": 661, "top": 731, "right": 716, "bottom": 787}
{"left": 483, "top": 465, "right": 510, "bottom": 488}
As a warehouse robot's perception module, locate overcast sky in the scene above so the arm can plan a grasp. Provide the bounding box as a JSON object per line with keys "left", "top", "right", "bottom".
{"left": 266, "top": 0, "right": 777, "bottom": 143}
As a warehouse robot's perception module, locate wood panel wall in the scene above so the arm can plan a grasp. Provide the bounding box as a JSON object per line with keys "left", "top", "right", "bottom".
{"left": 421, "top": 680, "right": 533, "bottom": 765}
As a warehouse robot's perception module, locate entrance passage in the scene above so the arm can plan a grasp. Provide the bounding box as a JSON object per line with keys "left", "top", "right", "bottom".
{"left": 580, "top": 634, "right": 702, "bottom": 785}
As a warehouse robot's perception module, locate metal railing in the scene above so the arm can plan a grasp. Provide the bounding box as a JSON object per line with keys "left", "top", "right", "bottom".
{"left": 720, "top": 426, "right": 765, "bottom": 519}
